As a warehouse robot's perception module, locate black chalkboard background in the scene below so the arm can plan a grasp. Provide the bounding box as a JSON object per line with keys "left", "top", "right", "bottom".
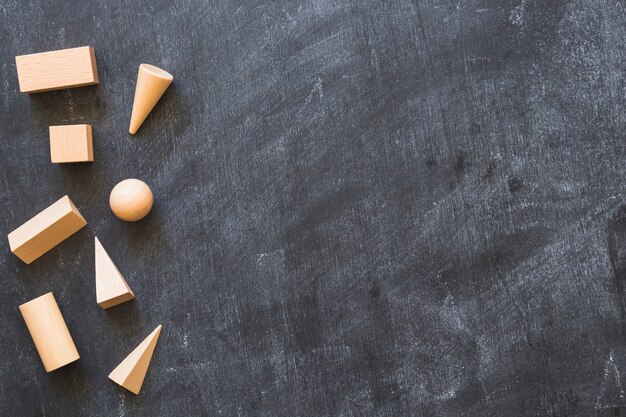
{"left": 1, "top": 0, "right": 625, "bottom": 416}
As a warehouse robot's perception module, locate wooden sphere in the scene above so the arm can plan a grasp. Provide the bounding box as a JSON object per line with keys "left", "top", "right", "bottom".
{"left": 109, "top": 179, "right": 153, "bottom": 221}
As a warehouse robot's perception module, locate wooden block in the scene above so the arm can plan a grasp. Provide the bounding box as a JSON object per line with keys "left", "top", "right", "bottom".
{"left": 129, "top": 64, "right": 173, "bottom": 134}
{"left": 19, "top": 292, "right": 80, "bottom": 372}
{"left": 109, "top": 325, "right": 162, "bottom": 395}
{"left": 15, "top": 46, "right": 99, "bottom": 93}
{"left": 50, "top": 124, "right": 94, "bottom": 163}
{"left": 8, "top": 195, "right": 87, "bottom": 264}
{"left": 95, "top": 237, "right": 135, "bottom": 309}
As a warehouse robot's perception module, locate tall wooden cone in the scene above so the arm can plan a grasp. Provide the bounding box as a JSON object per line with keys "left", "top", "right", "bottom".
{"left": 95, "top": 237, "right": 135, "bottom": 309}
{"left": 109, "top": 325, "right": 162, "bottom": 395}
{"left": 128, "top": 64, "right": 173, "bottom": 134}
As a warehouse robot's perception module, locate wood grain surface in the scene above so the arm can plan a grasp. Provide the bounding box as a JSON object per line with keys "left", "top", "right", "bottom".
{"left": 0, "top": 0, "right": 625, "bottom": 416}
{"left": 15, "top": 46, "right": 98, "bottom": 93}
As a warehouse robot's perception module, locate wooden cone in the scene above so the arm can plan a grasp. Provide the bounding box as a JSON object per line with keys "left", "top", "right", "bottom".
{"left": 95, "top": 237, "right": 135, "bottom": 309}
{"left": 128, "top": 64, "right": 173, "bottom": 134}
{"left": 109, "top": 325, "right": 162, "bottom": 395}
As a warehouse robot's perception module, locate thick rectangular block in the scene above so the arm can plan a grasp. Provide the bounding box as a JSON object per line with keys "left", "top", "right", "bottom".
{"left": 15, "top": 46, "right": 99, "bottom": 93}
{"left": 8, "top": 195, "right": 87, "bottom": 264}
{"left": 50, "top": 124, "right": 93, "bottom": 163}
{"left": 19, "top": 292, "right": 80, "bottom": 372}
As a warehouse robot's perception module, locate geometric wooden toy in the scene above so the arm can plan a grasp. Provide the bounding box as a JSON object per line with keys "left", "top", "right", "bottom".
{"left": 19, "top": 292, "right": 80, "bottom": 372}
{"left": 109, "top": 325, "right": 162, "bottom": 395}
{"left": 129, "top": 64, "right": 173, "bottom": 134}
{"left": 15, "top": 46, "right": 99, "bottom": 93}
{"left": 7, "top": 195, "right": 87, "bottom": 264}
{"left": 109, "top": 179, "right": 153, "bottom": 222}
{"left": 95, "top": 237, "right": 135, "bottom": 309}
{"left": 50, "top": 124, "right": 94, "bottom": 163}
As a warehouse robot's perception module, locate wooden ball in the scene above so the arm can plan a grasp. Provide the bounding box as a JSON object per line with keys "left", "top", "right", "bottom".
{"left": 109, "top": 179, "right": 153, "bottom": 222}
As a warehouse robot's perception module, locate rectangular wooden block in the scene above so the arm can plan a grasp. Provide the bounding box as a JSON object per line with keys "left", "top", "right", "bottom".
{"left": 19, "top": 292, "right": 80, "bottom": 372}
{"left": 15, "top": 46, "right": 99, "bottom": 93}
{"left": 8, "top": 195, "right": 87, "bottom": 264}
{"left": 50, "top": 124, "right": 93, "bottom": 163}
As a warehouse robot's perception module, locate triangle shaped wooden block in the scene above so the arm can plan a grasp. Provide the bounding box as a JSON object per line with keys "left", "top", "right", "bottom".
{"left": 109, "top": 325, "right": 162, "bottom": 395}
{"left": 95, "top": 237, "right": 135, "bottom": 309}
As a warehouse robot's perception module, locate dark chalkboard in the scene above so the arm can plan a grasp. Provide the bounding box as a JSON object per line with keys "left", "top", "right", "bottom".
{"left": 1, "top": 0, "right": 625, "bottom": 416}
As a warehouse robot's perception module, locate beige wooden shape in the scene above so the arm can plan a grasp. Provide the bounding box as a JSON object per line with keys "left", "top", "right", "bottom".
{"left": 109, "top": 325, "right": 162, "bottom": 395}
{"left": 109, "top": 179, "right": 153, "bottom": 222}
{"left": 95, "top": 237, "right": 135, "bottom": 309}
{"left": 50, "top": 124, "right": 94, "bottom": 163}
{"left": 8, "top": 195, "right": 87, "bottom": 264}
{"left": 129, "top": 64, "right": 173, "bottom": 134}
{"left": 15, "top": 46, "right": 99, "bottom": 93}
{"left": 19, "top": 292, "right": 80, "bottom": 372}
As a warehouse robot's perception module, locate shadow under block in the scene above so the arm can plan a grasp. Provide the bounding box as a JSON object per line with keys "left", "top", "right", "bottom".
{"left": 95, "top": 237, "right": 135, "bottom": 309}
{"left": 19, "top": 292, "right": 80, "bottom": 372}
{"left": 7, "top": 195, "right": 87, "bottom": 264}
{"left": 15, "top": 46, "right": 99, "bottom": 93}
{"left": 109, "top": 325, "right": 162, "bottom": 395}
{"left": 50, "top": 124, "right": 94, "bottom": 163}
{"left": 129, "top": 64, "right": 173, "bottom": 134}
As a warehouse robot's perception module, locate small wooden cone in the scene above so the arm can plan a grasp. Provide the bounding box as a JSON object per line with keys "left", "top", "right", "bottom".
{"left": 109, "top": 325, "right": 162, "bottom": 395}
{"left": 128, "top": 64, "right": 173, "bottom": 134}
{"left": 95, "top": 237, "right": 135, "bottom": 309}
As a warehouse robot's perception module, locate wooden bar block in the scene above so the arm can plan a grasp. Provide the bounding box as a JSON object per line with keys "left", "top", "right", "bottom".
{"left": 95, "top": 237, "right": 135, "bottom": 309}
{"left": 8, "top": 195, "right": 87, "bottom": 264}
{"left": 109, "top": 325, "right": 162, "bottom": 395}
{"left": 15, "top": 46, "right": 99, "bottom": 93}
{"left": 19, "top": 292, "right": 80, "bottom": 372}
{"left": 49, "top": 124, "right": 94, "bottom": 163}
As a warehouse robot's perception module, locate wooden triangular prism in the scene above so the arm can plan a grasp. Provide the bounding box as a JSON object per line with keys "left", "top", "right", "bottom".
{"left": 95, "top": 237, "right": 135, "bottom": 309}
{"left": 109, "top": 325, "right": 162, "bottom": 395}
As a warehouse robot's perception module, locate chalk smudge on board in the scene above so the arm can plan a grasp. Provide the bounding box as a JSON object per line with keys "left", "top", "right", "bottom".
{"left": 596, "top": 349, "right": 625, "bottom": 410}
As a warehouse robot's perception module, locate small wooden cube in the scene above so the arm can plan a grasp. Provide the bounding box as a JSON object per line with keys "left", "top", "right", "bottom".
{"left": 15, "top": 46, "right": 98, "bottom": 93}
{"left": 50, "top": 124, "right": 93, "bottom": 163}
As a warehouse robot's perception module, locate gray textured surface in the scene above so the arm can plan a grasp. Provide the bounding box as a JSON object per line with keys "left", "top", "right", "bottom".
{"left": 0, "top": 0, "right": 625, "bottom": 416}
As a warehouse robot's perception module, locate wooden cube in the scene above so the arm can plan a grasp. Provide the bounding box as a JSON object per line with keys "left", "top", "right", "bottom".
{"left": 15, "top": 46, "right": 98, "bottom": 93}
{"left": 7, "top": 195, "right": 87, "bottom": 264}
{"left": 50, "top": 124, "right": 93, "bottom": 163}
